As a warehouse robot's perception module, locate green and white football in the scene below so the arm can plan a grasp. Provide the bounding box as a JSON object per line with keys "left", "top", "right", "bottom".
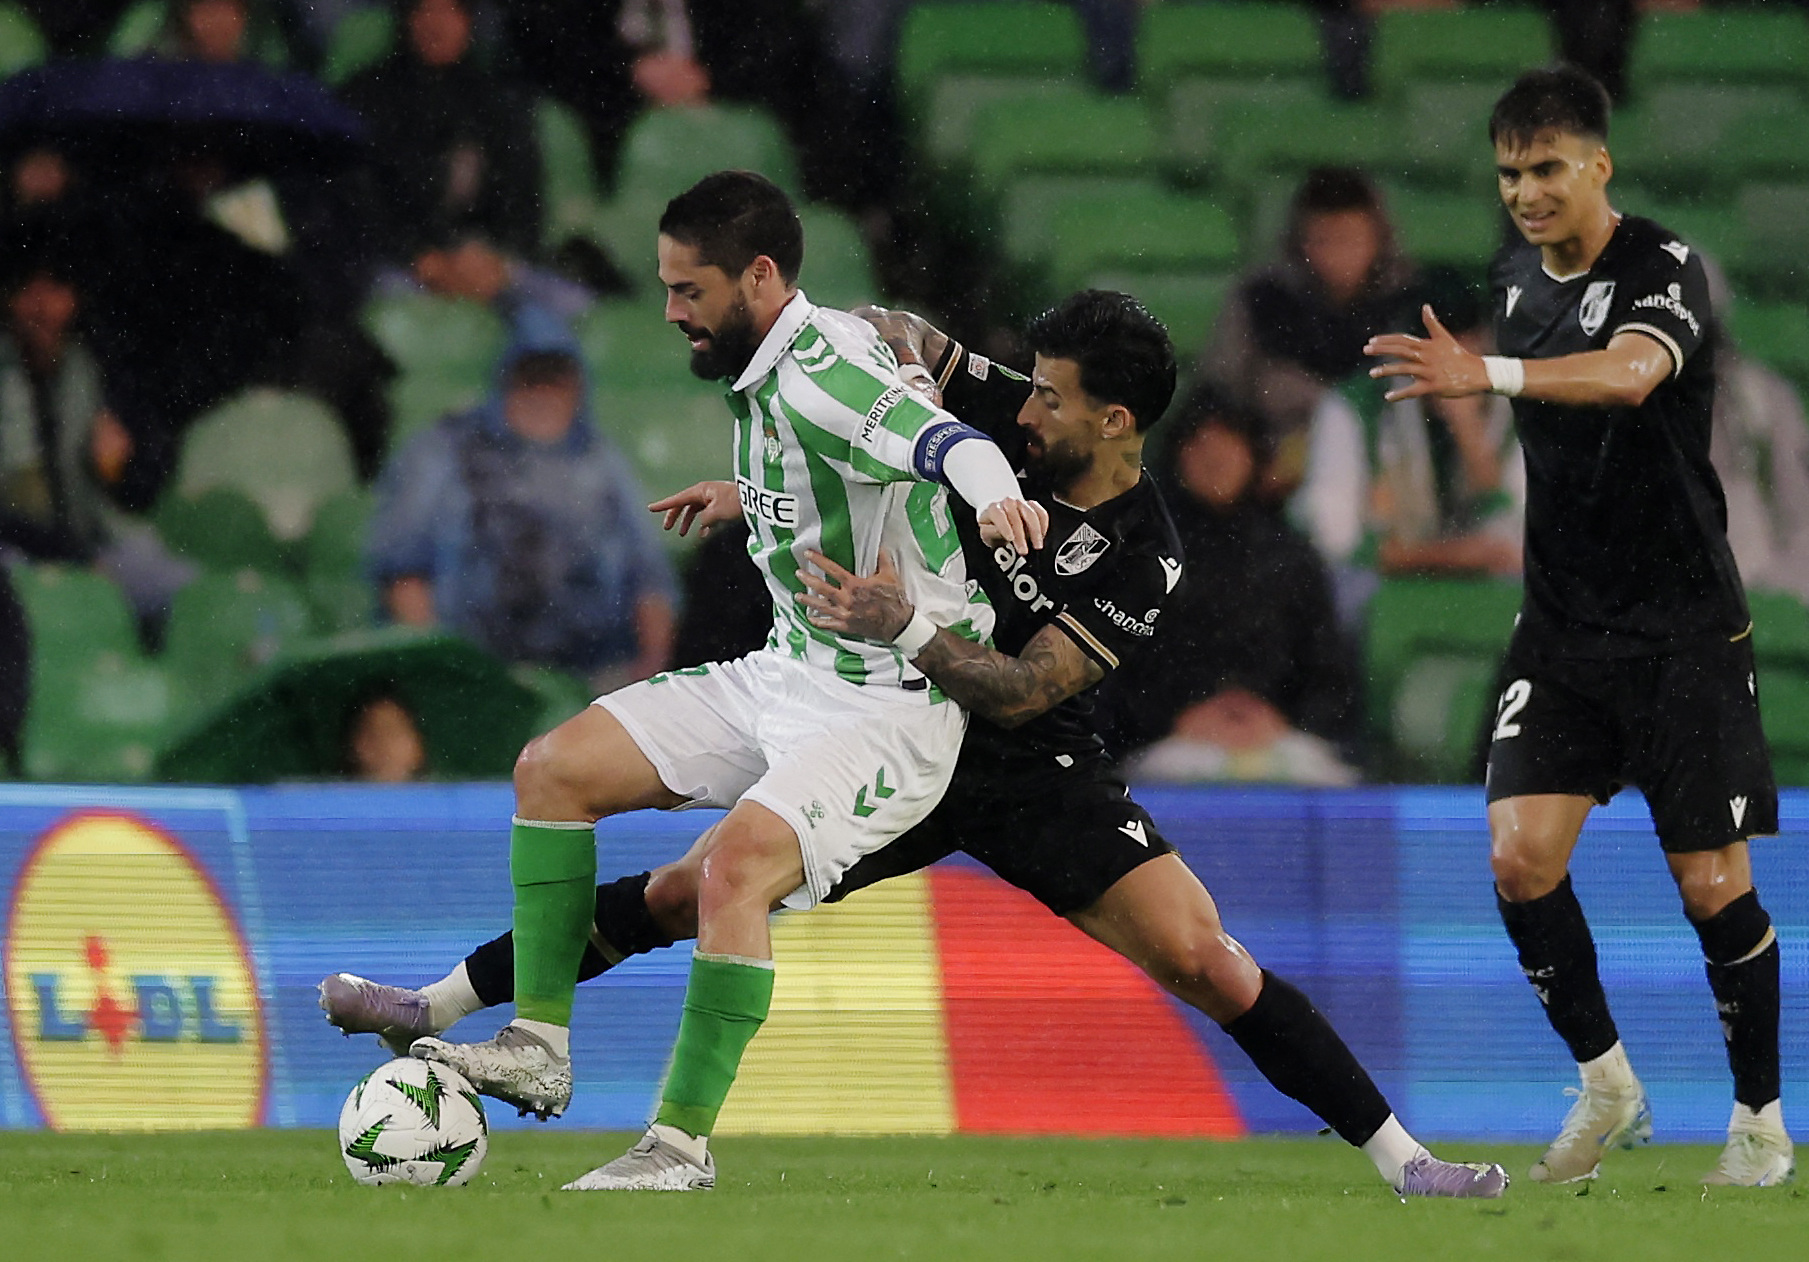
{"left": 338, "top": 1058, "right": 488, "bottom": 1187}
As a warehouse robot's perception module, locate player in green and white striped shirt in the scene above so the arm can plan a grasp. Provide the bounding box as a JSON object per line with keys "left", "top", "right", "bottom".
{"left": 412, "top": 172, "right": 1047, "bottom": 1191}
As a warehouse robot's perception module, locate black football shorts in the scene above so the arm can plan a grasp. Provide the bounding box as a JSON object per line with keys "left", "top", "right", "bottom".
{"left": 827, "top": 750, "right": 1173, "bottom": 914}
{"left": 1485, "top": 625, "right": 1779, "bottom": 853}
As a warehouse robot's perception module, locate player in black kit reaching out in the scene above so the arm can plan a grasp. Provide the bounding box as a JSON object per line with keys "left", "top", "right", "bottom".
{"left": 323, "top": 291, "right": 1507, "bottom": 1198}
{"left": 1367, "top": 66, "right": 1790, "bottom": 1187}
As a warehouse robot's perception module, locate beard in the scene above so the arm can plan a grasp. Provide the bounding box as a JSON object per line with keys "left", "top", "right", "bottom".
{"left": 684, "top": 293, "right": 761, "bottom": 381}
{"left": 1025, "top": 432, "right": 1091, "bottom": 492}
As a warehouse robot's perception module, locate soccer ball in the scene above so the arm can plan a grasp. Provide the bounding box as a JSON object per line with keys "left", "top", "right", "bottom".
{"left": 338, "top": 1057, "right": 488, "bottom": 1187}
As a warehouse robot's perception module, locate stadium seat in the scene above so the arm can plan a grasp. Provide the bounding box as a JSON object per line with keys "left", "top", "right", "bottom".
{"left": 174, "top": 389, "right": 358, "bottom": 542}
{"left": 1082, "top": 270, "right": 1231, "bottom": 360}
{"left": 1213, "top": 100, "right": 1396, "bottom": 200}
{"left": 1613, "top": 85, "right": 1803, "bottom": 193}
{"left": 1166, "top": 76, "right": 1327, "bottom": 185}
{"left": 1371, "top": 7, "right": 1553, "bottom": 96}
{"left": 613, "top": 105, "right": 799, "bottom": 204}
{"left": 1734, "top": 184, "right": 1809, "bottom": 300}
{"left": 1044, "top": 192, "right": 1239, "bottom": 297}
{"left": 921, "top": 77, "right": 1093, "bottom": 170}
{"left": 1136, "top": 3, "right": 1322, "bottom": 97}
{"left": 797, "top": 205, "right": 881, "bottom": 310}
{"left": 23, "top": 651, "right": 182, "bottom": 782}
{"left": 1627, "top": 10, "right": 1809, "bottom": 91}
{"left": 106, "top": 0, "right": 164, "bottom": 56}
{"left": 1749, "top": 589, "right": 1809, "bottom": 667}
{"left": 0, "top": 3, "right": 47, "bottom": 76}
{"left": 1364, "top": 577, "right": 1522, "bottom": 733}
{"left": 1387, "top": 189, "right": 1506, "bottom": 274}
{"left": 538, "top": 97, "right": 604, "bottom": 243}
{"left": 1729, "top": 301, "right": 1809, "bottom": 392}
{"left": 1398, "top": 81, "right": 1515, "bottom": 188}
{"left": 894, "top": 3, "right": 1086, "bottom": 119}
{"left": 1000, "top": 176, "right": 1166, "bottom": 269}
{"left": 362, "top": 294, "right": 507, "bottom": 389}
{"left": 1717, "top": 114, "right": 1809, "bottom": 186}
{"left": 153, "top": 485, "right": 288, "bottom": 575}
{"left": 8, "top": 563, "right": 139, "bottom": 666}
{"left": 967, "top": 94, "right": 1159, "bottom": 192}
{"left": 1759, "top": 668, "right": 1809, "bottom": 787}
{"left": 1389, "top": 652, "right": 1497, "bottom": 783}
{"left": 576, "top": 300, "right": 704, "bottom": 391}
{"left": 1607, "top": 188, "right": 1740, "bottom": 269}
{"left": 386, "top": 371, "right": 484, "bottom": 447}
{"left": 589, "top": 388, "right": 731, "bottom": 519}
{"left": 162, "top": 568, "right": 316, "bottom": 713}
{"left": 323, "top": 4, "right": 393, "bottom": 85}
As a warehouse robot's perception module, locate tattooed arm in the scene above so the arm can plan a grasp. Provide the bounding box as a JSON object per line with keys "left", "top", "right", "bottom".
{"left": 852, "top": 305, "right": 951, "bottom": 377}
{"left": 797, "top": 549, "right": 1103, "bottom": 728}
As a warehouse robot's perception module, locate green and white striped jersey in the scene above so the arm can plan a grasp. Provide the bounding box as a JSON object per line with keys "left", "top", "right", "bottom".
{"left": 725, "top": 293, "right": 994, "bottom": 690}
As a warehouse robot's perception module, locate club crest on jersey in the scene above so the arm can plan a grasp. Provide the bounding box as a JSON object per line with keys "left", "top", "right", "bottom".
{"left": 1578, "top": 281, "right": 1615, "bottom": 336}
{"left": 1055, "top": 522, "right": 1110, "bottom": 576}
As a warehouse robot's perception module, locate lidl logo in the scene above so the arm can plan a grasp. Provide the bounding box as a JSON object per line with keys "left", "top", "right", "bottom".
{"left": 4, "top": 812, "right": 266, "bottom": 1130}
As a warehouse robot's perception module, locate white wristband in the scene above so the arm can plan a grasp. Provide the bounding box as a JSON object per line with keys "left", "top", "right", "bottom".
{"left": 891, "top": 609, "right": 938, "bottom": 657}
{"left": 1482, "top": 355, "right": 1525, "bottom": 397}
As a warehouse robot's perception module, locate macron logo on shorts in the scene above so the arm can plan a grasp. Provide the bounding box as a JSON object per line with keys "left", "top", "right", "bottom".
{"left": 1731, "top": 796, "right": 1749, "bottom": 828}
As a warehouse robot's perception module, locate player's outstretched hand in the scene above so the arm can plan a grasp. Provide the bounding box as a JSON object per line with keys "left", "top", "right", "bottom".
{"left": 1364, "top": 305, "right": 1488, "bottom": 401}
{"left": 796, "top": 548, "right": 914, "bottom": 641}
{"left": 649, "top": 479, "right": 738, "bottom": 536}
{"left": 977, "top": 497, "right": 1049, "bottom": 555}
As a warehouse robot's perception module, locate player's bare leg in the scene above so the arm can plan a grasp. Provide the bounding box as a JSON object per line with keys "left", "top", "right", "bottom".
{"left": 1070, "top": 855, "right": 1507, "bottom": 1198}
{"left": 1491, "top": 794, "right": 1650, "bottom": 1182}
{"left": 1666, "top": 842, "right": 1792, "bottom": 1185}
{"left": 411, "top": 706, "right": 684, "bottom": 1119}
{"left": 564, "top": 802, "right": 802, "bottom": 1191}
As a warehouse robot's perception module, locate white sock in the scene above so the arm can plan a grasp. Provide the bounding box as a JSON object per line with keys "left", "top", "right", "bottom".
{"left": 651, "top": 1122, "right": 710, "bottom": 1165}
{"left": 419, "top": 962, "right": 483, "bottom": 1033}
{"left": 1579, "top": 1041, "right": 1636, "bottom": 1093}
{"left": 1732, "top": 1099, "right": 1786, "bottom": 1133}
{"left": 1362, "top": 1114, "right": 1426, "bottom": 1186}
{"left": 511, "top": 1016, "right": 570, "bottom": 1059}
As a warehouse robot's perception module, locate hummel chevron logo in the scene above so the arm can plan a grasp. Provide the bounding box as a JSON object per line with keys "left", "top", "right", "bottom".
{"left": 1661, "top": 240, "right": 1690, "bottom": 264}
{"left": 853, "top": 768, "right": 896, "bottom": 818}
{"left": 1731, "top": 796, "right": 1749, "bottom": 828}
{"left": 1505, "top": 285, "right": 1523, "bottom": 318}
{"left": 1118, "top": 820, "right": 1149, "bottom": 847}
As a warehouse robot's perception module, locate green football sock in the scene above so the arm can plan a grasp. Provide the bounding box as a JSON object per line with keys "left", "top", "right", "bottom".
{"left": 655, "top": 952, "right": 776, "bottom": 1138}
{"left": 510, "top": 818, "right": 597, "bottom": 1027}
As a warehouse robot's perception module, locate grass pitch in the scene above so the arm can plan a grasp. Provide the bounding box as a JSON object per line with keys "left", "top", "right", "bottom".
{"left": 3, "top": 1131, "right": 1805, "bottom": 1262}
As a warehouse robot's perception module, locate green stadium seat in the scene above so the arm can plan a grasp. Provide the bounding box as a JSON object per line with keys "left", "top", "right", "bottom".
{"left": 921, "top": 77, "right": 1092, "bottom": 170}
{"left": 539, "top": 97, "right": 605, "bottom": 242}
{"left": 1044, "top": 192, "right": 1239, "bottom": 297}
{"left": 298, "top": 483, "right": 377, "bottom": 633}
{"left": 895, "top": 3, "right": 1086, "bottom": 118}
{"left": 1760, "top": 668, "right": 1809, "bottom": 785}
{"left": 1628, "top": 10, "right": 1809, "bottom": 91}
{"left": 1137, "top": 3, "right": 1322, "bottom": 96}
{"left": 968, "top": 94, "right": 1159, "bottom": 192}
{"left": 162, "top": 568, "right": 316, "bottom": 713}
{"left": 1729, "top": 301, "right": 1809, "bottom": 390}
{"left": 1000, "top": 176, "right": 1166, "bottom": 268}
{"left": 386, "top": 371, "right": 484, "bottom": 447}
{"left": 590, "top": 388, "right": 731, "bottom": 519}
{"left": 577, "top": 300, "right": 705, "bottom": 391}
{"left": 511, "top": 662, "right": 597, "bottom": 734}
{"left": 1363, "top": 576, "right": 1521, "bottom": 732}
{"left": 1399, "top": 81, "right": 1513, "bottom": 188}
{"left": 153, "top": 485, "right": 288, "bottom": 575}
{"left": 1166, "top": 76, "right": 1328, "bottom": 184}
{"left": 174, "top": 389, "right": 357, "bottom": 542}
{"left": 1372, "top": 6, "right": 1551, "bottom": 96}
{"left": 797, "top": 205, "right": 881, "bottom": 310}
{"left": 1213, "top": 100, "right": 1396, "bottom": 199}
{"left": 1717, "top": 113, "right": 1809, "bottom": 185}
{"left": 1608, "top": 189, "right": 1741, "bottom": 268}
{"left": 1613, "top": 85, "right": 1803, "bottom": 193}
{"left": 323, "top": 4, "right": 393, "bottom": 85}
{"left": 1750, "top": 589, "right": 1809, "bottom": 668}
{"left": 569, "top": 192, "right": 666, "bottom": 290}
{"left": 1389, "top": 652, "right": 1497, "bottom": 783}
{"left": 1734, "top": 184, "right": 1809, "bottom": 300}
{"left": 24, "top": 651, "right": 181, "bottom": 782}
{"left": 361, "top": 294, "right": 507, "bottom": 388}
{"left": 107, "top": 0, "right": 164, "bottom": 56}
{"left": 614, "top": 104, "right": 799, "bottom": 204}
{"left": 0, "top": 3, "right": 47, "bottom": 76}
{"left": 1082, "top": 270, "right": 1231, "bottom": 360}
{"left": 9, "top": 563, "right": 139, "bottom": 665}
{"left": 1388, "top": 189, "right": 1506, "bottom": 274}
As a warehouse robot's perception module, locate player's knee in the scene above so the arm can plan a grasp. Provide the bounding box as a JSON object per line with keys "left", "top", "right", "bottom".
{"left": 697, "top": 829, "right": 795, "bottom": 909}
{"left": 1489, "top": 838, "right": 1565, "bottom": 902}
{"left": 645, "top": 862, "right": 701, "bottom": 936}
{"left": 1674, "top": 865, "right": 1748, "bottom": 920}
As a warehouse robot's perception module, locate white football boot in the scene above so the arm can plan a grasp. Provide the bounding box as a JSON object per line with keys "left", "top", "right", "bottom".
{"left": 411, "top": 1023, "right": 572, "bottom": 1120}
{"left": 1528, "top": 1076, "right": 1652, "bottom": 1183}
{"left": 318, "top": 973, "right": 436, "bottom": 1056}
{"left": 564, "top": 1129, "right": 716, "bottom": 1191}
{"left": 1704, "top": 1101, "right": 1795, "bottom": 1187}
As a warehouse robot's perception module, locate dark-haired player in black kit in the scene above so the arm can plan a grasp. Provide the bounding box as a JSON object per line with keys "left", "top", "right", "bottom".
{"left": 1368, "top": 66, "right": 1791, "bottom": 1187}
{"left": 323, "top": 292, "right": 1507, "bottom": 1198}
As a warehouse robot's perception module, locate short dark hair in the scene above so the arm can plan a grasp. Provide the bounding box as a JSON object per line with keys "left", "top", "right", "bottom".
{"left": 1024, "top": 290, "right": 1177, "bottom": 433}
{"left": 1490, "top": 65, "right": 1611, "bottom": 151}
{"left": 658, "top": 170, "right": 804, "bottom": 284}
{"left": 507, "top": 349, "right": 581, "bottom": 388}
{"left": 1291, "top": 166, "right": 1385, "bottom": 221}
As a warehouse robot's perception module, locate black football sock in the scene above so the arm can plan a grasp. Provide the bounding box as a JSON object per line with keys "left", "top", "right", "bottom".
{"left": 462, "top": 872, "right": 676, "bottom": 1007}
{"left": 1497, "top": 876, "right": 1620, "bottom": 1064}
{"left": 1221, "top": 970, "right": 1393, "bottom": 1146}
{"left": 1689, "top": 890, "right": 1781, "bottom": 1110}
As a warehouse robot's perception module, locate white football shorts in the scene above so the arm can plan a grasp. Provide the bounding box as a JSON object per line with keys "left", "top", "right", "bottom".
{"left": 594, "top": 649, "right": 967, "bottom": 908}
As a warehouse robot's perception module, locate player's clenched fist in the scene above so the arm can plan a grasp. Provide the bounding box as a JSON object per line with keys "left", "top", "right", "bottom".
{"left": 977, "top": 497, "right": 1049, "bottom": 555}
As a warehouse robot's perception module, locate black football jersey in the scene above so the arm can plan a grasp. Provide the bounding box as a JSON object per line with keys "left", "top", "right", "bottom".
{"left": 1491, "top": 214, "right": 1747, "bottom": 654}
{"left": 935, "top": 344, "right": 1187, "bottom": 760}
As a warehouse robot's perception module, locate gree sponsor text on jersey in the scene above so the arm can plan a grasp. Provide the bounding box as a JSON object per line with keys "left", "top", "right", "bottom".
{"left": 737, "top": 475, "right": 801, "bottom": 529}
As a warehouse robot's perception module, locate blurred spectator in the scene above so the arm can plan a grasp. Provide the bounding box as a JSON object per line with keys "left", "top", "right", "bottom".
{"left": 1098, "top": 385, "right": 1361, "bottom": 786}
{"left": 0, "top": 255, "right": 199, "bottom": 618}
{"left": 1544, "top": 0, "right": 1636, "bottom": 104}
{"left": 0, "top": 562, "right": 25, "bottom": 776}
{"left": 669, "top": 519, "right": 769, "bottom": 669}
{"left": 366, "top": 304, "right": 676, "bottom": 687}
{"left": 1196, "top": 166, "right": 1439, "bottom": 496}
{"left": 341, "top": 687, "right": 429, "bottom": 782}
{"left": 342, "top": 0, "right": 543, "bottom": 263}
{"left": 1291, "top": 290, "right": 1524, "bottom": 628}
{"left": 155, "top": 0, "right": 315, "bottom": 68}
{"left": 1704, "top": 259, "right": 1809, "bottom": 605}
{"left": 18, "top": 2, "right": 137, "bottom": 58}
{"left": 376, "top": 228, "right": 601, "bottom": 323}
